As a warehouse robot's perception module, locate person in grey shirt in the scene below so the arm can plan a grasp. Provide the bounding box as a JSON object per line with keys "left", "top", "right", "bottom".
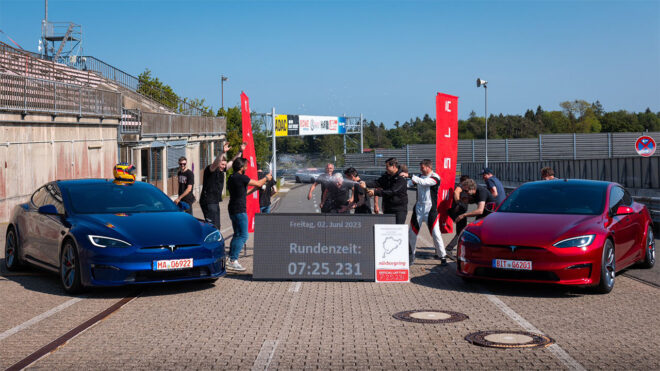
{"left": 480, "top": 167, "right": 506, "bottom": 205}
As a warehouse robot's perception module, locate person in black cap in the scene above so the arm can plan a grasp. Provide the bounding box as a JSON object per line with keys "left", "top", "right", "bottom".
{"left": 360, "top": 157, "right": 408, "bottom": 224}
{"left": 481, "top": 167, "right": 506, "bottom": 205}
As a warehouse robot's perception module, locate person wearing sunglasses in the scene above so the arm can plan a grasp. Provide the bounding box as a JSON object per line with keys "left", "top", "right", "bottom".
{"left": 174, "top": 156, "right": 195, "bottom": 214}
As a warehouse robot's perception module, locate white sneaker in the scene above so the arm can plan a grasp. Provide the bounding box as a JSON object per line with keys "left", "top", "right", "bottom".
{"left": 226, "top": 260, "right": 246, "bottom": 272}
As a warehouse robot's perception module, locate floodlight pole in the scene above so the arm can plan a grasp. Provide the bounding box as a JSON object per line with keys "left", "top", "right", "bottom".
{"left": 272, "top": 107, "right": 277, "bottom": 180}
{"left": 484, "top": 84, "right": 488, "bottom": 167}
{"left": 221, "top": 75, "right": 228, "bottom": 110}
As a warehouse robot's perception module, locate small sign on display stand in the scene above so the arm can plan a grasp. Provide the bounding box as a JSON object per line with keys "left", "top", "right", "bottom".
{"left": 374, "top": 224, "right": 409, "bottom": 282}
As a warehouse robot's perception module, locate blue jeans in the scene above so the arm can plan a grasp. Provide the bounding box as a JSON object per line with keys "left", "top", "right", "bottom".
{"left": 229, "top": 213, "right": 248, "bottom": 261}
{"left": 260, "top": 205, "right": 271, "bottom": 214}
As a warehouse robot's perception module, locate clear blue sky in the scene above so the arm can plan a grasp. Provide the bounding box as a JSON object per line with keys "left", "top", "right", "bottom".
{"left": 1, "top": 0, "right": 659, "bottom": 126}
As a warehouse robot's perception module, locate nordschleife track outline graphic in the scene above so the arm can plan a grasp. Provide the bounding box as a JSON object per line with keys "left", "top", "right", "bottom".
{"left": 382, "top": 236, "right": 402, "bottom": 259}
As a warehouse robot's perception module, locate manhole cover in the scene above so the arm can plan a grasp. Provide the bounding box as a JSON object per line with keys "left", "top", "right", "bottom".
{"left": 465, "top": 330, "right": 554, "bottom": 348}
{"left": 393, "top": 310, "right": 468, "bottom": 324}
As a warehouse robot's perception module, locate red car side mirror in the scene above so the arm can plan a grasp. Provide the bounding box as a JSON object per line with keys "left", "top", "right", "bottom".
{"left": 614, "top": 205, "right": 633, "bottom": 216}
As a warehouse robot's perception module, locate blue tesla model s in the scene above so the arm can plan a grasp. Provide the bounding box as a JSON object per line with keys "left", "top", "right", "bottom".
{"left": 4, "top": 179, "right": 226, "bottom": 293}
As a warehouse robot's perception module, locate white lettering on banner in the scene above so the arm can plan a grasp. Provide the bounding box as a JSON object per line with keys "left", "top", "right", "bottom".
{"left": 250, "top": 157, "right": 254, "bottom": 167}
{"left": 445, "top": 127, "right": 451, "bottom": 138}
{"left": 441, "top": 189, "right": 448, "bottom": 201}
{"left": 445, "top": 101, "right": 452, "bottom": 112}
{"left": 444, "top": 157, "right": 451, "bottom": 169}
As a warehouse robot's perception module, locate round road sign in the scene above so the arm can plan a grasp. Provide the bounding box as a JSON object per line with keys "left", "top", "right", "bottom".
{"left": 635, "top": 136, "right": 656, "bottom": 157}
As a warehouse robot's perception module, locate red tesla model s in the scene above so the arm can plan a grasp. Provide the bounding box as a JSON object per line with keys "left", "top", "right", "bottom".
{"left": 456, "top": 179, "right": 655, "bottom": 293}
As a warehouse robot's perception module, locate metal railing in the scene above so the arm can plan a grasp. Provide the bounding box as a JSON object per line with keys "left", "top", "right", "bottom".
{"left": 0, "top": 73, "right": 121, "bottom": 118}
{"left": 59, "top": 55, "right": 205, "bottom": 116}
{"left": 140, "top": 112, "right": 226, "bottom": 137}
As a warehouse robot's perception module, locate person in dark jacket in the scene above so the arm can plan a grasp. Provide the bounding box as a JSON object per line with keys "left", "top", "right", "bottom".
{"left": 344, "top": 167, "right": 372, "bottom": 214}
{"left": 360, "top": 157, "right": 408, "bottom": 224}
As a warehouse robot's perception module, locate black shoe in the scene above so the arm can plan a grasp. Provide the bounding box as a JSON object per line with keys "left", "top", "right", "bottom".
{"left": 440, "top": 257, "right": 448, "bottom": 266}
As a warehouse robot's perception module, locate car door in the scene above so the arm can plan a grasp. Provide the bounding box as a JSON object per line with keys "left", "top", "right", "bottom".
{"left": 607, "top": 186, "right": 636, "bottom": 266}
{"left": 620, "top": 189, "right": 643, "bottom": 264}
{"left": 35, "top": 183, "right": 67, "bottom": 268}
{"left": 22, "top": 186, "right": 48, "bottom": 263}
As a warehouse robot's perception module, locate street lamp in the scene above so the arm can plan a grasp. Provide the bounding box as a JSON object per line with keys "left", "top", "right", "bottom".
{"left": 221, "top": 75, "right": 228, "bottom": 111}
{"left": 476, "top": 77, "right": 488, "bottom": 167}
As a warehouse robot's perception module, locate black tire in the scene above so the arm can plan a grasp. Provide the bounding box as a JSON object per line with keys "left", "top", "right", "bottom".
{"left": 639, "top": 226, "right": 655, "bottom": 269}
{"left": 295, "top": 177, "right": 301, "bottom": 183}
{"left": 594, "top": 239, "right": 615, "bottom": 294}
{"left": 5, "top": 227, "right": 24, "bottom": 271}
{"left": 60, "top": 240, "right": 84, "bottom": 294}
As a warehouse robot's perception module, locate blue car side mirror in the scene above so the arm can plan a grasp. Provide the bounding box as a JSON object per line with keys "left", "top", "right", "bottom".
{"left": 38, "top": 204, "right": 59, "bottom": 215}
{"left": 178, "top": 201, "right": 190, "bottom": 211}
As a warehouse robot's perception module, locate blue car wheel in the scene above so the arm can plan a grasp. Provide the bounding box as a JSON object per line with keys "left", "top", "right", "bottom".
{"left": 60, "top": 240, "right": 84, "bottom": 294}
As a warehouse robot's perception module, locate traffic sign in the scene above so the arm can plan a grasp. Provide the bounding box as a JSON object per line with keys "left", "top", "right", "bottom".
{"left": 635, "top": 136, "right": 656, "bottom": 157}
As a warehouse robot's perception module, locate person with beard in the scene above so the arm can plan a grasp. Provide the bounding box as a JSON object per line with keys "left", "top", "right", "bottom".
{"left": 360, "top": 157, "right": 408, "bottom": 224}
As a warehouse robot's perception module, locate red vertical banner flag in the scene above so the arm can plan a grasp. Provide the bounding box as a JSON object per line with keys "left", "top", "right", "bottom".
{"left": 435, "top": 93, "right": 458, "bottom": 233}
{"left": 240, "top": 92, "right": 260, "bottom": 233}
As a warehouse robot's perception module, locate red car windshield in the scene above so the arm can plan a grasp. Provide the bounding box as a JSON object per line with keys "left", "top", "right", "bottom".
{"left": 498, "top": 183, "right": 606, "bottom": 215}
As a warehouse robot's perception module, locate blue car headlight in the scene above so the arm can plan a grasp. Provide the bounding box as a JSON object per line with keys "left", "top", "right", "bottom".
{"left": 204, "top": 230, "right": 222, "bottom": 243}
{"left": 460, "top": 230, "right": 481, "bottom": 245}
{"left": 88, "top": 235, "right": 132, "bottom": 248}
{"left": 553, "top": 234, "right": 595, "bottom": 248}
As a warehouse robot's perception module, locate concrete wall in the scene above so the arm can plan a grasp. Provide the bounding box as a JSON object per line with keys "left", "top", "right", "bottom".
{"left": 0, "top": 113, "right": 119, "bottom": 222}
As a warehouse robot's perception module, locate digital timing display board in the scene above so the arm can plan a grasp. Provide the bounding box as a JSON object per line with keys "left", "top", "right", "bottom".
{"left": 253, "top": 214, "right": 396, "bottom": 281}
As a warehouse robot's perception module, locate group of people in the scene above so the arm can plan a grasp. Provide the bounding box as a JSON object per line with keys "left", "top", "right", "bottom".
{"left": 306, "top": 158, "right": 515, "bottom": 267}
{"left": 174, "top": 142, "right": 275, "bottom": 272}
{"left": 172, "top": 143, "right": 555, "bottom": 272}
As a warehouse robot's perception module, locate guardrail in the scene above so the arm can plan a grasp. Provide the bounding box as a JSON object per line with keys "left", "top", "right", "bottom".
{"left": 0, "top": 72, "right": 121, "bottom": 118}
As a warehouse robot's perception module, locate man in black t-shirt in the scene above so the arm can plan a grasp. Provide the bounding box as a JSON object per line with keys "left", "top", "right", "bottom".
{"left": 307, "top": 163, "right": 335, "bottom": 213}
{"left": 344, "top": 167, "right": 371, "bottom": 214}
{"left": 446, "top": 178, "right": 495, "bottom": 251}
{"left": 199, "top": 142, "right": 246, "bottom": 229}
{"left": 174, "top": 156, "right": 195, "bottom": 215}
{"left": 258, "top": 169, "right": 278, "bottom": 213}
{"left": 226, "top": 157, "right": 272, "bottom": 272}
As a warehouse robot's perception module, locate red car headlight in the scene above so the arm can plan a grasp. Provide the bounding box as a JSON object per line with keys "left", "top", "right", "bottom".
{"left": 553, "top": 234, "right": 595, "bottom": 248}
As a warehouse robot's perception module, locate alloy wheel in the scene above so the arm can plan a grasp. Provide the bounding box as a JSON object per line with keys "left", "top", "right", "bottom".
{"left": 61, "top": 243, "right": 77, "bottom": 289}
{"left": 5, "top": 230, "right": 16, "bottom": 269}
{"left": 604, "top": 243, "right": 615, "bottom": 288}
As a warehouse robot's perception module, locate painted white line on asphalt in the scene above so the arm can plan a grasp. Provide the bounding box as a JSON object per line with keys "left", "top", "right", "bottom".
{"left": 0, "top": 297, "right": 82, "bottom": 342}
{"left": 251, "top": 340, "right": 279, "bottom": 371}
{"left": 287, "top": 282, "right": 302, "bottom": 292}
{"left": 278, "top": 188, "right": 290, "bottom": 193}
{"left": 485, "top": 294, "right": 586, "bottom": 371}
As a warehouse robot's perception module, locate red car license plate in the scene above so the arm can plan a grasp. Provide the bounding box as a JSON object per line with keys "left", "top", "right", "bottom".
{"left": 493, "top": 259, "right": 532, "bottom": 270}
{"left": 153, "top": 258, "right": 193, "bottom": 271}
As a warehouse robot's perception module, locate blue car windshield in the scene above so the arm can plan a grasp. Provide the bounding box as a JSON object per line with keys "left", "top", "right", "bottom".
{"left": 497, "top": 183, "right": 605, "bottom": 215}
{"left": 66, "top": 183, "right": 179, "bottom": 214}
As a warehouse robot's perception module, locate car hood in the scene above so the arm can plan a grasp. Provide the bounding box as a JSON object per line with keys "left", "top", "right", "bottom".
{"left": 476, "top": 212, "right": 601, "bottom": 246}
{"left": 75, "top": 212, "right": 205, "bottom": 246}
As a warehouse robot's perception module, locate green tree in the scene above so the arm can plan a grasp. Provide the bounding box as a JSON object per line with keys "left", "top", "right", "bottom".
{"left": 137, "top": 69, "right": 180, "bottom": 110}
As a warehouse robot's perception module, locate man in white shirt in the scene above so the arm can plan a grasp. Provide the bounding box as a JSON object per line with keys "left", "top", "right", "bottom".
{"left": 407, "top": 159, "right": 448, "bottom": 266}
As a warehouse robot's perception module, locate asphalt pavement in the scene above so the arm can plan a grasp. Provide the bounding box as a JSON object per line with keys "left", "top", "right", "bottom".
{"left": 1, "top": 181, "right": 659, "bottom": 369}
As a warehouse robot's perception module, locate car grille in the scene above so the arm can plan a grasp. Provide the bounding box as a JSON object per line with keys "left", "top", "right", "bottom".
{"left": 487, "top": 245, "right": 545, "bottom": 251}
{"left": 474, "top": 267, "right": 560, "bottom": 282}
{"left": 134, "top": 267, "right": 209, "bottom": 282}
{"left": 140, "top": 244, "right": 198, "bottom": 251}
